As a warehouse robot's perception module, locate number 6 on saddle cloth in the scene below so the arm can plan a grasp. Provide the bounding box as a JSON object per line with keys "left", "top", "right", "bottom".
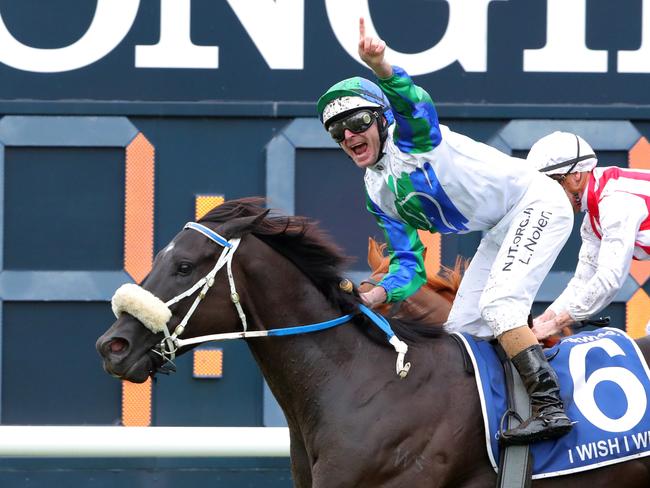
{"left": 456, "top": 328, "right": 650, "bottom": 479}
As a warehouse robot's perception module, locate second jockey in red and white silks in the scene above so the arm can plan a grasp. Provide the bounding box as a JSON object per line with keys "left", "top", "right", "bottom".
{"left": 526, "top": 131, "right": 650, "bottom": 338}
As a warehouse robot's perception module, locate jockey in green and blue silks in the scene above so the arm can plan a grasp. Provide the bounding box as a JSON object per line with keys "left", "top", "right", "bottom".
{"left": 318, "top": 66, "right": 552, "bottom": 305}
{"left": 317, "top": 17, "right": 576, "bottom": 446}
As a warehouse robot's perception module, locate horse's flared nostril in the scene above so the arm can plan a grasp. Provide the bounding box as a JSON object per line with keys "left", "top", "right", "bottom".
{"left": 100, "top": 337, "right": 130, "bottom": 358}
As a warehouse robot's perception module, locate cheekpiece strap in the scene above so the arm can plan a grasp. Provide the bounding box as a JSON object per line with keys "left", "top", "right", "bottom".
{"left": 184, "top": 222, "right": 231, "bottom": 248}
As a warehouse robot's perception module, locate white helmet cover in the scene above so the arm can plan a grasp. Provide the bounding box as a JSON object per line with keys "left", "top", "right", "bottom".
{"left": 527, "top": 131, "right": 598, "bottom": 175}
{"left": 322, "top": 96, "right": 381, "bottom": 127}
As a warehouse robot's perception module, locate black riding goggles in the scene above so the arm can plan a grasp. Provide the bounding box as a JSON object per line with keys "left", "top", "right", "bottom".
{"left": 327, "top": 109, "right": 379, "bottom": 143}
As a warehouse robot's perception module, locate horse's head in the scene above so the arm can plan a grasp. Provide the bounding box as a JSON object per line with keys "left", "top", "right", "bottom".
{"left": 96, "top": 203, "right": 270, "bottom": 383}
{"left": 361, "top": 237, "right": 463, "bottom": 326}
{"left": 97, "top": 198, "right": 357, "bottom": 383}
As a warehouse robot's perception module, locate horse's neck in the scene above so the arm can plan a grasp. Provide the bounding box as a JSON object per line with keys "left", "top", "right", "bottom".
{"left": 242, "top": 283, "right": 364, "bottom": 426}
{"left": 238, "top": 237, "right": 437, "bottom": 432}
{"left": 237, "top": 240, "right": 353, "bottom": 421}
{"left": 248, "top": 321, "right": 395, "bottom": 427}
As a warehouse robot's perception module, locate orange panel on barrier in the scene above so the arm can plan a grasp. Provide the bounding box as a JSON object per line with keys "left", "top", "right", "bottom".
{"left": 193, "top": 348, "right": 224, "bottom": 378}
{"left": 124, "top": 133, "right": 155, "bottom": 284}
{"left": 418, "top": 230, "right": 441, "bottom": 278}
{"left": 195, "top": 195, "right": 225, "bottom": 220}
{"left": 122, "top": 378, "right": 152, "bottom": 426}
{"left": 629, "top": 137, "right": 650, "bottom": 286}
{"left": 626, "top": 288, "right": 650, "bottom": 339}
{"left": 630, "top": 261, "right": 650, "bottom": 287}
{"left": 629, "top": 136, "right": 650, "bottom": 171}
{"left": 122, "top": 132, "right": 155, "bottom": 426}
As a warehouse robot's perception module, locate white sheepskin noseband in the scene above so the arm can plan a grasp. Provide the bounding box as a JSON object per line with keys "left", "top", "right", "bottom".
{"left": 111, "top": 283, "right": 172, "bottom": 334}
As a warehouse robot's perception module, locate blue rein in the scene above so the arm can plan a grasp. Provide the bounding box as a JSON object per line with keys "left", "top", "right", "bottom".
{"left": 269, "top": 304, "right": 411, "bottom": 378}
{"left": 266, "top": 304, "right": 395, "bottom": 340}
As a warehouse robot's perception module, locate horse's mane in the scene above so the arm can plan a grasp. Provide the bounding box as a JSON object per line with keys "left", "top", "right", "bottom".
{"left": 427, "top": 260, "right": 464, "bottom": 300}
{"left": 199, "top": 198, "right": 358, "bottom": 314}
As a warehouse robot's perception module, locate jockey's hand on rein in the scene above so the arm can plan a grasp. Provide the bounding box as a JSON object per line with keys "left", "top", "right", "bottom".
{"left": 359, "top": 286, "right": 387, "bottom": 308}
{"left": 532, "top": 311, "right": 573, "bottom": 341}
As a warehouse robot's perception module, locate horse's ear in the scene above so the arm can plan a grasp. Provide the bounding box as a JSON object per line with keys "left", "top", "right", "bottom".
{"left": 217, "top": 210, "right": 270, "bottom": 239}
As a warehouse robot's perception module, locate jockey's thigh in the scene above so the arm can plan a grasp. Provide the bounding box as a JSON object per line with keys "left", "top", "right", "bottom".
{"left": 444, "top": 237, "right": 497, "bottom": 338}
{"left": 479, "top": 175, "right": 573, "bottom": 337}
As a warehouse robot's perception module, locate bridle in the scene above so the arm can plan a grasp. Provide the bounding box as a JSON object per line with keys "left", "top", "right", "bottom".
{"left": 111, "top": 221, "right": 412, "bottom": 378}
{"left": 110, "top": 222, "right": 246, "bottom": 373}
{"left": 154, "top": 222, "right": 246, "bottom": 368}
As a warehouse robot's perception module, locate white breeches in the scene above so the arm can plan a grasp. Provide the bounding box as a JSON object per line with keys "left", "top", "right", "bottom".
{"left": 445, "top": 175, "right": 574, "bottom": 338}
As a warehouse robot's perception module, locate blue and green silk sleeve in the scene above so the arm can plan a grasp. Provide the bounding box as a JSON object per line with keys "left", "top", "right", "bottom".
{"left": 366, "top": 194, "right": 426, "bottom": 302}
{"left": 377, "top": 66, "right": 441, "bottom": 154}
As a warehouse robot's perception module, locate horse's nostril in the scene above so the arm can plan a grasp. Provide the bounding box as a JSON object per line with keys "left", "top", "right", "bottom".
{"left": 107, "top": 338, "right": 129, "bottom": 355}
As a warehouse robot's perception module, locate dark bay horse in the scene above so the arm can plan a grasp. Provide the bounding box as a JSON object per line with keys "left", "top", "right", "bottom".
{"left": 97, "top": 198, "right": 650, "bottom": 487}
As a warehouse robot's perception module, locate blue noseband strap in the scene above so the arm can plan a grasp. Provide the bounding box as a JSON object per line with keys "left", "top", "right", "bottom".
{"left": 184, "top": 222, "right": 232, "bottom": 248}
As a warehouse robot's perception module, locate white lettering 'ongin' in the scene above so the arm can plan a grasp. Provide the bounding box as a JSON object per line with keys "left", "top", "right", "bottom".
{"left": 2, "top": 0, "right": 650, "bottom": 73}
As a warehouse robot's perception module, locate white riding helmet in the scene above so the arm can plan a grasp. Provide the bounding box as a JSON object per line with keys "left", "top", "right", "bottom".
{"left": 527, "top": 131, "right": 598, "bottom": 176}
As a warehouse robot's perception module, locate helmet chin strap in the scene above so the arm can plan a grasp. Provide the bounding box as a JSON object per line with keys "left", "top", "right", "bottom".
{"left": 375, "top": 115, "right": 389, "bottom": 165}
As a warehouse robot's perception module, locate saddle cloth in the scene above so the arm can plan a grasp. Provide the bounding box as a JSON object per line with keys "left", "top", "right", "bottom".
{"left": 454, "top": 328, "right": 650, "bottom": 479}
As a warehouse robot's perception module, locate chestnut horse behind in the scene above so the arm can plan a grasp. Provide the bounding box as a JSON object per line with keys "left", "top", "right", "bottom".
{"left": 360, "top": 237, "right": 463, "bottom": 326}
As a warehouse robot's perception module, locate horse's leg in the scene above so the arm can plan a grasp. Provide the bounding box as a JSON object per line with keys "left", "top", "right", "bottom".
{"left": 289, "top": 428, "right": 313, "bottom": 488}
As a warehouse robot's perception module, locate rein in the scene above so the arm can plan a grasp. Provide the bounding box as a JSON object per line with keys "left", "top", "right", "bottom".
{"left": 111, "top": 222, "right": 411, "bottom": 378}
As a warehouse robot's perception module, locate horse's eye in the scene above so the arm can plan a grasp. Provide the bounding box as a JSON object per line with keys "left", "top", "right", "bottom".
{"left": 177, "top": 262, "right": 193, "bottom": 276}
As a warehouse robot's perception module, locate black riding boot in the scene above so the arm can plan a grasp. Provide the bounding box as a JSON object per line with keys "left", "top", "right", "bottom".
{"left": 500, "top": 344, "right": 573, "bottom": 445}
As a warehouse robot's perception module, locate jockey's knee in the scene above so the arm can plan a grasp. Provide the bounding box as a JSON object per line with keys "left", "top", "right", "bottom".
{"left": 478, "top": 297, "right": 529, "bottom": 339}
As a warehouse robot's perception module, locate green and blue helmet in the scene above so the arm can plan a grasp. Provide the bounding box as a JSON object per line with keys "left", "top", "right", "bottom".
{"left": 317, "top": 77, "right": 395, "bottom": 129}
